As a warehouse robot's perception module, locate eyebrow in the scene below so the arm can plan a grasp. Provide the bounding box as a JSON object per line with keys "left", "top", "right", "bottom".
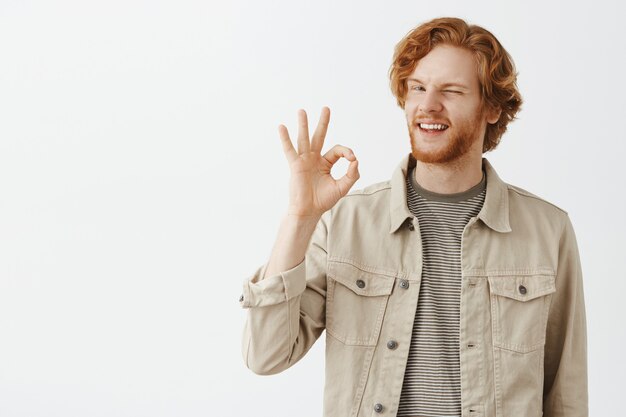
{"left": 407, "top": 78, "right": 470, "bottom": 90}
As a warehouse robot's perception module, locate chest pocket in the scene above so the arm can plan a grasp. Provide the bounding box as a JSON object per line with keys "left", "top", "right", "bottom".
{"left": 326, "top": 260, "right": 395, "bottom": 346}
{"left": 487, "top": 272, "right": 556, "bottom": 353}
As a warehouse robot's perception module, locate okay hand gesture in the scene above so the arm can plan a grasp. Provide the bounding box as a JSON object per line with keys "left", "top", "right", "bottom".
{"left": 278, "top": 107, "right": 360, "bottom": 219}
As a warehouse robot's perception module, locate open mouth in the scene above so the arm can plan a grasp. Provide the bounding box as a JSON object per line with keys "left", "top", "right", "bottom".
{"left": 417, "top": 122, "right": 449, "bottom": 133}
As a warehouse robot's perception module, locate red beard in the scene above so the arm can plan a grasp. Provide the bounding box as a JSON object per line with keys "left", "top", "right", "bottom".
{"left": 409, "top": 106, "right": 486, "bottom": 164}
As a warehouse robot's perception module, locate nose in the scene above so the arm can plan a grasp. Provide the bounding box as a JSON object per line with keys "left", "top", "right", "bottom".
{"left": 418, "top": 90, "right": 443, "bottom": 113}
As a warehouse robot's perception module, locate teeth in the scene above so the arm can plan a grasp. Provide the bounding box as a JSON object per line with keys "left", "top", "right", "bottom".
{"left": 419, "top": 123, "right": 448, "bottom": 130}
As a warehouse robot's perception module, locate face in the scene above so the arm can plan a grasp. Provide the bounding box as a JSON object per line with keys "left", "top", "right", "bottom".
{"left": 404, "top": 44, "right": 500, "bottom": 164}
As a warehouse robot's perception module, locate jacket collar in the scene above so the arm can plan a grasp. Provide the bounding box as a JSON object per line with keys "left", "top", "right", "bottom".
{"left": 389, "top": 153, "right": 512, "bottom": 234}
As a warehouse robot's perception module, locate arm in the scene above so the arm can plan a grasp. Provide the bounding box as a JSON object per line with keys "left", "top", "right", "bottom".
{"left": 543, "top": 213, "right": 588, "bottom": 417}
{"left": 239, "top": 107, "right": 358, "bottom": 375}
{"left": 240, "top": 210, "right": 331, "bottom": 375}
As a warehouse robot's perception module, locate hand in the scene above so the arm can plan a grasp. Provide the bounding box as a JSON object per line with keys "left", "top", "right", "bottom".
{"left": 278, "top": 107, "right": 360, "bottom": 219}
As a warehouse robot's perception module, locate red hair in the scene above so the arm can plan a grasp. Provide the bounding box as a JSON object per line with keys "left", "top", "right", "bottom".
{"left": 389, "top": 17, "right": 523, "bottom": 152}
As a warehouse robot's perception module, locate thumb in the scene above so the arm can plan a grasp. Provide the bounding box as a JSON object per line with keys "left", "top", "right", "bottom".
{"left": 335, "top": 159, "right": 360, "bottom": 196}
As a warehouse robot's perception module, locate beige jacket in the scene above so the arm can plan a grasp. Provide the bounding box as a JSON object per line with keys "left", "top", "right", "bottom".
{"left": 240, "top": 153, "right": 588, "bottom": 417}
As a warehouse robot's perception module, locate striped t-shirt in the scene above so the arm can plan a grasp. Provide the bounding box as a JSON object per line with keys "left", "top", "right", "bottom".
{"left": 397, "top": 165, "right": 486, "bottom": 417}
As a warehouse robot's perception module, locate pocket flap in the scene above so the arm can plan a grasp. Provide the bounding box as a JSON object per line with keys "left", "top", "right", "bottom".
{"left": 328, "top": 261, "right": 395, "bottom": 296}
{"left": 487, "top": 273, "right": 556, "bottom": 302}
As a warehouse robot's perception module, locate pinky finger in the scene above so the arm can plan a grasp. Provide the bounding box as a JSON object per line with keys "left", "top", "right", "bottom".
{"left": 278, "top": 124, "right": 298, "bottom": 163}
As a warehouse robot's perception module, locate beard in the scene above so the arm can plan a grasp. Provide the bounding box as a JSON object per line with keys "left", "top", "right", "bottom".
{"left": 408, "top": 106, "right": 485, "bottom": 164}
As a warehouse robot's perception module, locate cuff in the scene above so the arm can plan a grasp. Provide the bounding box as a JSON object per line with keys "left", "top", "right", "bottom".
{"left": 239, "top": 259, "right": 307, "bottom": 308}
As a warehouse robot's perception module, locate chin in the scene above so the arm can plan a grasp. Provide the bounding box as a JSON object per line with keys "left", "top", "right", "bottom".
{"left": 411, "top": 149, "right": 457, "bottom": 164}
{"left": 410, "top": 139, "right": 472, "bottom": 164}
{"left": 410, "top": 137, "right": 453, "bottom": 164}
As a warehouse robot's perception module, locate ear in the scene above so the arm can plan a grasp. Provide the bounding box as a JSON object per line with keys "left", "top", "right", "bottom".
{"left": 486, "top": 105, "right": 502, "bottom": 125}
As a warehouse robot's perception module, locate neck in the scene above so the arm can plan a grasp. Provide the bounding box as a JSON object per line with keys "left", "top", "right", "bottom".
{"left": 413, "top": 151, "right": 484, "bottom": 195}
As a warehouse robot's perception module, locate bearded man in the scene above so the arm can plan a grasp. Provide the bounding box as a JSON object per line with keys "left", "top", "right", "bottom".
{"left": 240, "top": 16, "right": 588, "bottom": 417}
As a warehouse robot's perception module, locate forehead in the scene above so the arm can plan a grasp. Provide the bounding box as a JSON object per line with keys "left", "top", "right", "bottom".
{"left": 409, "top": 44, "right": 479, "bottom": 87}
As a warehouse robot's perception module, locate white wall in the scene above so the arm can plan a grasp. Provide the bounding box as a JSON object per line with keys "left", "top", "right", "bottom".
{"left": 0, "top": 0, "right": 624, "bottom": 415}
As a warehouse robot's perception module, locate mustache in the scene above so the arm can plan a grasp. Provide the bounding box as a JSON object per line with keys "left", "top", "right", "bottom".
{"left": 411, "top": 116, "right": 451, "bottom": 126}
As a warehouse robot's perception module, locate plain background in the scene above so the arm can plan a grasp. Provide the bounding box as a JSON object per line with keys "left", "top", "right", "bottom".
{"left": 0, "top": 0, "right": 625, "bottom": 416}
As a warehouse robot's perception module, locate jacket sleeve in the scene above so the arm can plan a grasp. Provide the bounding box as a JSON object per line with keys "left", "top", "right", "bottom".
{"left": 239, "top": 210, "right": 330, "bottom": 375}
{"left": 543, "top": 213, "right": 588, "bottom": 417}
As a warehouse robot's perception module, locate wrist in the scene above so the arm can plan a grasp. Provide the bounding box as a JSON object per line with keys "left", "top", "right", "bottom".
{"left": 285, "top": 213, "right": 320, "bottom": 225}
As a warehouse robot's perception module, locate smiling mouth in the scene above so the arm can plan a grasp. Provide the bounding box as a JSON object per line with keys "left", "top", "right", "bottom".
{"left": 417, "top": 122, "right": 449, "bottom": 133}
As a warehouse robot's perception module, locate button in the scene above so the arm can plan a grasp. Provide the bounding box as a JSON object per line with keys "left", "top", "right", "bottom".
{"left": 518, "top": 285, "right": 527, "bottom": 295}
{"left": 356, "top": 279, "right": 366, "bottom": 289}
{"left": 374, "top": 403, "right": 384, "bottom": 413}
{"left": 399, "top": 279, "right": 409, "bottom": 289}
{"left": 387, "top": 340, "right": 398, "bottom": 350}
{"left": 408, "top": 222, "right": 415, "bottom": 231}
{"left": 239, "top": 294, "right": 244, "bottom": 302}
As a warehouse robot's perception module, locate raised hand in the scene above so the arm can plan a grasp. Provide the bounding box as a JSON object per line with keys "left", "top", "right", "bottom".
{"left": 278, "top": 107, "right": 360, "bottom": 219}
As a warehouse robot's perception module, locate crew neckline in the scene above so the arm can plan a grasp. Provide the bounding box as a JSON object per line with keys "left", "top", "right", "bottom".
{"left": 408, "top": 165, "right": 487, "bottom": 203}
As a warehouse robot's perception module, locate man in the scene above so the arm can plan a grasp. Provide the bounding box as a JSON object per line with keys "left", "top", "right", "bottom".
{"left": 240, "top": 17, "right": 588, "bottom": 417}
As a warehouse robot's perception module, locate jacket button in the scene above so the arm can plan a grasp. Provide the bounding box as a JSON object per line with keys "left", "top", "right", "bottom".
{"left": 399, "top": 279, "right": 409, "bottom": 289}
{"left": 408, "top": 222, "right": 415, "bottom": 231}
{"left": 518, "top": 285, "right": 527, "bottom": 295}
{"left": 387, "top": 340, "right": 398, "bottom": 350}
{"left": 356, "top": 279, "right": 366, "bottom": 289}
{"left": 374, "top": 403, "right": 383, "bottom": 413}
{"left": 239, "top": 294, "right": 244, "bottom": 302}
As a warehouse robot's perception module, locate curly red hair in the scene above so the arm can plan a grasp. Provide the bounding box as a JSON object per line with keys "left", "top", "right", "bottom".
{"left": 389, "top": 17, "right": 523, "bottom": 152}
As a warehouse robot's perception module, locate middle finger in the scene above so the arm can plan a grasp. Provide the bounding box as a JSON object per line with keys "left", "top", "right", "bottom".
{"left": 311, "top": 106, "right": 330, "bottom": 154}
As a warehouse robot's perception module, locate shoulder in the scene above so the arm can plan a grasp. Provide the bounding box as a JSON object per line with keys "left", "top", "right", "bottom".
{"left": 506, "top": 183, "right": 569, "bottom": 216}
{"left": 346, "top": 180, "right": 392, "bottom": 197}
{"left": 329, "top": 179, "right": 392, "bottom": 218}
